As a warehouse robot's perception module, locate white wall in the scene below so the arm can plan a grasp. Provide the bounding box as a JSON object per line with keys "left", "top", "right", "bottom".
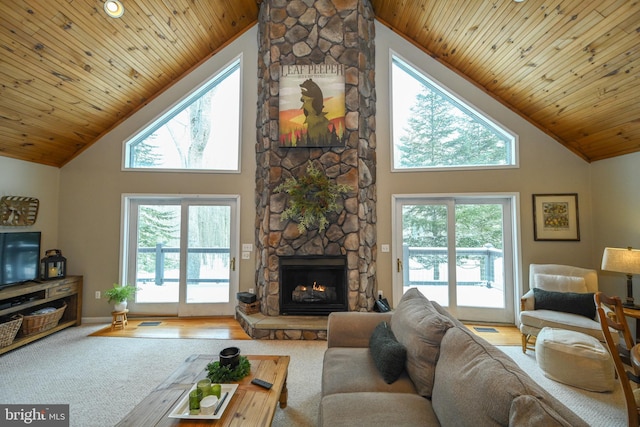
{"left": 591, "top": 151, "right": 640, "bottom": 298}
{"left": 57, "top": 27, "right": 258, "bottom": 318}
{"left": 0, "top": 157, "right": 60, "bottom": 253}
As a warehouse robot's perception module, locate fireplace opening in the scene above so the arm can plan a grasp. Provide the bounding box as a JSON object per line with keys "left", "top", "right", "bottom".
{"left": 279, "top": 256, "right": 348, "bottom": 315}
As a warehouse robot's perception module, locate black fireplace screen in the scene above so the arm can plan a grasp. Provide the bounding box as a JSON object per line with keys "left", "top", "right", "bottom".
{"left": 279, "top": 256, "right": 348, "bottom": 315}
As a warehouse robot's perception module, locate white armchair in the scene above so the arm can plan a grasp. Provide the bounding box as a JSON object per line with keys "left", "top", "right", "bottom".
{"left": 519, "top": 263, "right": 617, "bottom": 353}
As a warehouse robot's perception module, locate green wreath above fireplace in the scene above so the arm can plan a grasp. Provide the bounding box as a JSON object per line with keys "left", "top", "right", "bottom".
{"left": 274, "top": 162, "right": 352, "bottom": 233}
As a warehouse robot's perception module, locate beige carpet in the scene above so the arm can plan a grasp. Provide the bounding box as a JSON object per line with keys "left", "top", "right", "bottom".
{"left": 0, "top": 324, "right": 625, "bottom": 426}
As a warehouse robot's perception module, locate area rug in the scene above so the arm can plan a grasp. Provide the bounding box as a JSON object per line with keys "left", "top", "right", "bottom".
{"left": 498, "top": 345, "right": 626, "bottom": 426}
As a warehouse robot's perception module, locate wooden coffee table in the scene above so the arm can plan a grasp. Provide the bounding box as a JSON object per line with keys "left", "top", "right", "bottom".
{"left": 116, "top": 354, "right": 290, "bottom": 426}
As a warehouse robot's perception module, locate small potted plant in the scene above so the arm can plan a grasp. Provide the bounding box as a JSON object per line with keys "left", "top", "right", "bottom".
{"left": 104, "top": 284, "right": 138, "bottom": 311}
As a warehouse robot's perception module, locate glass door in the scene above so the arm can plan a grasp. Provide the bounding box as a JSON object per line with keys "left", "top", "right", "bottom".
{"left": 124, "top": 196, "right": 239, "bottom": 316}
{"left": 393, "top": 195, "right": 516, "bottom": 323}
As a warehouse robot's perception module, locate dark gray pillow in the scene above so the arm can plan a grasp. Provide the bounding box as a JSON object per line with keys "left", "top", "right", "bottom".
{"left": 369, "top": 321, "right": 406, "bottom": 384}
{"left": 533, "top": 288, "right": 595, "bottom": 319}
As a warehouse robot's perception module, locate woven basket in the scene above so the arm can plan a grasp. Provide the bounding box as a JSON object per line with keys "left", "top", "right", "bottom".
{"left": 21, "top": 302, "right": 66, "bottom": 336}
{"left": 0, "top": 315, "right": 23, "bottom": 348}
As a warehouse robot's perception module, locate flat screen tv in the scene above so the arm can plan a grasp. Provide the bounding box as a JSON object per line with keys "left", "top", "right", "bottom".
{"left": 0, "top": 231, "right": 41, "bottom": 289}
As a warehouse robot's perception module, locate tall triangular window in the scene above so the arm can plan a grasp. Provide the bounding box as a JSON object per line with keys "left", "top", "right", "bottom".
{"left": 392, "top": 56, "right": 516, "bottom": 170}
{"left": 124, "top": 58, "right": 241, "bottom": 171}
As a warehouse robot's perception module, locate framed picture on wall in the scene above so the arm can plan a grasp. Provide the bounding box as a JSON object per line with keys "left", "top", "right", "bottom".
{"left": 279, "top": 64, "right": 346, "bottom": 148}
{"left": 532, "top": 193, "right": 580, "bottom": 241}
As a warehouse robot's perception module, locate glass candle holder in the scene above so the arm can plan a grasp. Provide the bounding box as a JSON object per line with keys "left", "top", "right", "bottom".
{"left": 189, "top": 388, "right": 203, "bottom": 415}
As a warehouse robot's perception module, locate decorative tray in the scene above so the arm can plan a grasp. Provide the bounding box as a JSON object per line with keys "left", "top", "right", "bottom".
{"left": 168, "top": 383, "right": 238, "bottom": 420}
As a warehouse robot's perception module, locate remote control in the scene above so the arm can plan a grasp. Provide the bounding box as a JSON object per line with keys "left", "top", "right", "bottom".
{"left": 251, "top": 378, "right": 273, "bottom": 389}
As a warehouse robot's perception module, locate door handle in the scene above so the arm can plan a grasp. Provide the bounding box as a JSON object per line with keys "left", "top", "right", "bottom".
{"left": 231, "top": 257, "right": 236, "bottom": 271}
{"left": 397, "top": 258, "right": 402, "bottom": 272}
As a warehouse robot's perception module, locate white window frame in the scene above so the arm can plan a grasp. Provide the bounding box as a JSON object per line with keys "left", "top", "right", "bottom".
{"left": 122, "top": 55, "right": 243, "bottom": 173}
{"left": 119, "top": 193, "right": 240, "bottom": 316}
{"left": 390, "top": 52, "right": 519, "bottom": 172}
{"left": 391, "top": 192, "right": 522, "bottom": 324}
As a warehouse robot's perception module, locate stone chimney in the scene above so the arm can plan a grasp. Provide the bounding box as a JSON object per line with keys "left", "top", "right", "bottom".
{"left": 255, "top": 0, "right": 376, "bottom": 315}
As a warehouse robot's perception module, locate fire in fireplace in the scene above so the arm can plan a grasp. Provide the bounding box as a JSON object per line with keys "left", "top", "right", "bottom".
{"left": 279, "top": 256, "right": 348, "bottom": 315}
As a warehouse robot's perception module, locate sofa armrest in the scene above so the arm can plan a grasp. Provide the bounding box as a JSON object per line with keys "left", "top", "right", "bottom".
{"left": 521, "top": 289, "right": 534, "bottom": 311}
{"left": 327, "top": 311, "right": 392, "bottom": 348}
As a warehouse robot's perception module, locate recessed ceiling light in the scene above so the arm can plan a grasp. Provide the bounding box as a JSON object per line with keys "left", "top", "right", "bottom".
{"left": 104, "top": 0, "right": 124, "bottom": 18}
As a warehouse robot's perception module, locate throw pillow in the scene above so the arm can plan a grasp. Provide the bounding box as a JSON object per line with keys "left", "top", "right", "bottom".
{"left": 533, "top": 288, "right": 596, "bottom": 319}
{"left": 391, "top": 288, "right": 454, "bottom": 397}
{"left": 534, "top": 274, "right": 587, "bottom": 293}
{"left": 369, "top": 321, "right": 406, "bottom": 384}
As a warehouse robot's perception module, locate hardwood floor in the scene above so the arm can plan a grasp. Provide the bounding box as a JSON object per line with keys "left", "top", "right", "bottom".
{"left": 90, "top": 317, "right": 251, "bottom": 340}
{"left": 464, "top": 323, "right": 522, "bottom": 346}
{"left": 89, "top": 316, "right": 521, "bottom": 346}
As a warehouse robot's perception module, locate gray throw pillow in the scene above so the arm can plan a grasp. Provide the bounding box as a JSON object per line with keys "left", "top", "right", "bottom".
{"left": 391, "top": 288, "right": 454, "bottom": 397}
{"left": 369, "top": 321, "right": 406, "bottom": 384}
{"left": 533, "top": 288, "right": 596, "bottom": 319}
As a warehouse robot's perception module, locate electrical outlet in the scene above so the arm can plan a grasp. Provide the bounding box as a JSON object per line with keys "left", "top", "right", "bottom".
{"left": 95, "top": 291, "right": 101, "bottom": 299}
{"left": 378, "top": 290, "right": 383, "bottom": 298}
{"left": 242, "top": 251, "right": 251, "bottom": 259}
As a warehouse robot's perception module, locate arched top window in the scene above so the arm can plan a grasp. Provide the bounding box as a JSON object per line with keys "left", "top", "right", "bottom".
{"left": 391, "top": 55, "right": 517, "bottom": 171}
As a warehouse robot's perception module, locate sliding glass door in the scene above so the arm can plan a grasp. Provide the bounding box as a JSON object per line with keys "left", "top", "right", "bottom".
{"left": 122, "top": 195, "right": 239, "bottom": 316}
{"left": 393, "top": 195, "right": 517, "bottom": 323}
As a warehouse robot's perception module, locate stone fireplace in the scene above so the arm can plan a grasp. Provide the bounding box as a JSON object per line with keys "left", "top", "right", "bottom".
{"left": 279, "top": 256, "right": 348, "bottom": 315}
{"left": 254, "top": 0, "right": 376, "bottom": 318}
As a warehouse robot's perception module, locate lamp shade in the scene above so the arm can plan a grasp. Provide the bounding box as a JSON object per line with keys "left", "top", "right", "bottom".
{"left": 601, "top": 247, "right": 640, "bottom": 275}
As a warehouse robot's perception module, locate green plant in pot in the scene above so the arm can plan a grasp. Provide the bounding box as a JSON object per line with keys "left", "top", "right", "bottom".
{"left": 104, "top": 284, "right": 138, "bottom": 311}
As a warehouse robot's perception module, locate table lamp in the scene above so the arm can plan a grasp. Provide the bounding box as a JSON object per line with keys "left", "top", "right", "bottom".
{"left": 601, "top": 247, "right": 640, "bottom": 308}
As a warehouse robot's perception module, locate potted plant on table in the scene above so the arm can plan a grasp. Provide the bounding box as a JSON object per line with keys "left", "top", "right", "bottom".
{"left": 104, "top": 284, "right": 138, "bottom": 311}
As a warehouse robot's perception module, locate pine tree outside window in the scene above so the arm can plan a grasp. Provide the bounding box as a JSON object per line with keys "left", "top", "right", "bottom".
{"left": 124, "top": 58, "right": 241, "bottom": 172}
{"left": 391, "top": 55, "right": 517, "bottom": 171}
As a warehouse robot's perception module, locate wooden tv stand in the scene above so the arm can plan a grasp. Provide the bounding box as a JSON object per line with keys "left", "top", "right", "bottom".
{"left": 0, "top": 275, "right": 82, "bottom": 355}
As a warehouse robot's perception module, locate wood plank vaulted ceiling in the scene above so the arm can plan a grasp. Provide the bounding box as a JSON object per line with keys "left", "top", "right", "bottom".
{"left": 0, "top": 0, "right": 638, "bottom": 168}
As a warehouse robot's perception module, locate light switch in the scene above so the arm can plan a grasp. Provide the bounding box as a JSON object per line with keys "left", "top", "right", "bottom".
{"left": 381, "top": 244, "right": 390, "bottom": 253}
{"left": 242, "top": 243, "right": 253, "bottom": 252}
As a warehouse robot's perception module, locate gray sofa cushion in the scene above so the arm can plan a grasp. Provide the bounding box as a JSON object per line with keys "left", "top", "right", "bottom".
{"left": 432, "top": 326, "right": 588, "bottom": 427}
{"left": 369, "top": 321, "right": 407, "bottom": 384}
{"left": 322, "top": 347, "right": 417, "bottom": 396}
{"left": 391, "top": 288, "right": 454, "bottom": 398}
{"left": 320, "top": 392, "right": 438, "bottom": 427}
{"left": 509, "top": 395, "right": 573, "bottom": 427}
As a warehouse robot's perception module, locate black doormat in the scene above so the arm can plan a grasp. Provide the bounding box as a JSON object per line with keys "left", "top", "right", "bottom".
{"left": 474, "top": 327, "right": 498, "bottom": 333}
{"left": 139, "top": 321, "right": 162, "bottom": 326}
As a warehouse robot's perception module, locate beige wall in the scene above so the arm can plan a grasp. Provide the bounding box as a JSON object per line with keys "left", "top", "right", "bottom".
{"left": 0, "top": 157, "right": 60, "bottom": 253}
{"left": 591, "top": 151, "right": 640, "bottom": 299}
{"left": 4, "top": 22, "right": 630, "bottom": 320}
{"left": 57, "top": 27, "right": 258, "bottom": 319}
{"left": 374, "top": 24, "right": 593, "bottom": 306}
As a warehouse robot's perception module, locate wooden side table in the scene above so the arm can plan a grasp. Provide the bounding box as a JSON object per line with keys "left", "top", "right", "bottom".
{"left": 622, "top": 306, "right": 640, "bottom": 342}
{"left": 111, "top": 309, "right": 129, "bottom": 330}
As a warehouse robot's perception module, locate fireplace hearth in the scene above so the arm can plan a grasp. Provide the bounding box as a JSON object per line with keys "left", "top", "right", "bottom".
{"left": 279, "top": 256, "right": 348, "bottom": 315}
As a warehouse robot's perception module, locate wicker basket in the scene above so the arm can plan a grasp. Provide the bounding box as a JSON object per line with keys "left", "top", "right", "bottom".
{"left": 0, "top": 315, "right": 23, "bottom": 348}
{"left": 21, "top": 302, "right": 66, "bottom": 336}
{"left": 238, "top": 300, "right": 260, "bottom": 315}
